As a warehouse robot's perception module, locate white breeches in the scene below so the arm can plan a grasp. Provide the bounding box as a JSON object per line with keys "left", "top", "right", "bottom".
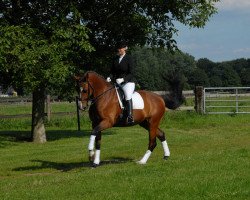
{"left": 122, "top": 82, "right": 135, "bottom": 100}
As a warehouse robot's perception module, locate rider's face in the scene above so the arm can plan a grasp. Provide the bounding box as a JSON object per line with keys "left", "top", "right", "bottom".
{"left": 117, "top": 47, "right": 126, "bottom": 56}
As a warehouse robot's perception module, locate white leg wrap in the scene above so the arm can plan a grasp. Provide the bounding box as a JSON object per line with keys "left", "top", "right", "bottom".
{"left": 94, "top": 150, "right": 100, "bottom": 165}
{"left": 88, "top": 135, "right": 96, "bottom": 151}
{"left": 138, "top": 150, "right": 152, "bottom": 164}
{"left": 162, "top": 140, "right": 170, "bottom": 157}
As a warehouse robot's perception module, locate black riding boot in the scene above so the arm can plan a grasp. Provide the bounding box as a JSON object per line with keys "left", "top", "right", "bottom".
{"left": 126, "top": 99, "right": 134, "bottom": 124}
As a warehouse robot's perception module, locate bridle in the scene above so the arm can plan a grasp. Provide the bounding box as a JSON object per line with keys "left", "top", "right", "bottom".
{"left": 77, "top": 76, "right": 115, "bottom": 110}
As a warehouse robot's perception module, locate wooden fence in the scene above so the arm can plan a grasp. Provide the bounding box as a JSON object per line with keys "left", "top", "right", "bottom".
{"left": 0, "top": 90, "right": 200, "bottom": 120}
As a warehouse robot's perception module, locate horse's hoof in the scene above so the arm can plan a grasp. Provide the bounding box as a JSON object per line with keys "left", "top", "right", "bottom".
{"left": 89, "top": 156, "right": 94, "bottom": 162}
{"left": 88, "top": 151, "right": 95, "bottom": 162}
{"left": 136, "top": 160, "right": 146, "bottom": 165}
{"left": 91, "top": 163, "right": 99, "bottom": 168}
{"left": 163, "top": 156, "right": 169, "bottom": 160}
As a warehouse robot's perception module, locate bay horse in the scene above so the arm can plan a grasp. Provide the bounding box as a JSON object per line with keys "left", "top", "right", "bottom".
{"left": 75, "top": 71, "right": 182, "bottom": 167}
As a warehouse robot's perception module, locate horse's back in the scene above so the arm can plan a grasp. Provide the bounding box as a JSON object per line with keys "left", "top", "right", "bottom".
{"left": 136, "top": 90, "right": 166, "bottom": 116}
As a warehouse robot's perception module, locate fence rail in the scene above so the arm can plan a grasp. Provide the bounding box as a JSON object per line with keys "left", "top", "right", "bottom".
{"left": 203, "top": 87, "right": 250, "bottom": 114}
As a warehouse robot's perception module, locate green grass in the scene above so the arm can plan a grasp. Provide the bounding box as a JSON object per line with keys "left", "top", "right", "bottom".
{"left": 0, "top": 102, "right": 32, "bottom": 115}
{"left": 0, "top": 110, "right": 249, "bottom": 200}
{"left": 0, "top": 102, "right": 77, "bottom": 115}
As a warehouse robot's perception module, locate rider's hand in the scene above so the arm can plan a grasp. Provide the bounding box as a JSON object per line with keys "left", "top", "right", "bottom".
{"left": 106, "top": 77, "right": 111, "bottom": 82}
{"left": 116, "top": 78, "right": 124, "bottom": 84}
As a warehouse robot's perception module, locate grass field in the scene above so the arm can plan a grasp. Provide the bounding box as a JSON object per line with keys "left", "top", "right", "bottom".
{"left": 0, "top": 103, "right": 249, "bottom": 200}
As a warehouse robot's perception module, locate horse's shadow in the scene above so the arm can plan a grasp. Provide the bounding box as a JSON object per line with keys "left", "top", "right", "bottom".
{"left": 12, "top": 157, "right": 133, "bottom": 172}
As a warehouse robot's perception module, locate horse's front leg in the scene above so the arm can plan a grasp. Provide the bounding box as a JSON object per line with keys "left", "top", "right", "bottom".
{"left": 88, "top": 132, "right": 100, "bottom": 162}
{"left": 88, "top": 120, "right": 112, "bottom": 167}
{"left": 92, "top": 132, "right": 102, "bottom": 167}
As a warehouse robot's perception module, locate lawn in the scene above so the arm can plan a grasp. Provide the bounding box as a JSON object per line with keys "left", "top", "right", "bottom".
{"left": 0, "top": 108, "right": 249, "bottom": 200}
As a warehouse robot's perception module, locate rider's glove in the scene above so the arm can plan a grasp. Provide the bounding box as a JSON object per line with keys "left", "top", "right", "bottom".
{"left": 106, "top": 77, "right": 111, "bottom": 82}
{"left": 116, "top": 78, "right": 124, "bottom": 84}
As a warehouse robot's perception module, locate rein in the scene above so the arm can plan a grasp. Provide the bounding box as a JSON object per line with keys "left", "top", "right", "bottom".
{"left": 90, "top": 84, "right": 115, "bottom": 104}
{"left": 79, "top": 78, "right": 115, "bottom": 110}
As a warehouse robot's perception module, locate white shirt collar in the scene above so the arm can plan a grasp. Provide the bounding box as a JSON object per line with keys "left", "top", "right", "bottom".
{"left": 119, "top": 53, "right": 126, "bottom": 63}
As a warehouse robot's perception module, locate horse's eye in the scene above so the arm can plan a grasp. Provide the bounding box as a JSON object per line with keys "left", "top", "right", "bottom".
{"left": 80, "top": 87, "right": 87, "bottom": 93}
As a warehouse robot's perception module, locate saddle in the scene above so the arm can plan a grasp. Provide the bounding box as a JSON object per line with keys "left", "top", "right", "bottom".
{"left": 115, "top": 83, "right": 127, "bottom": 110}
{"left": 115, "top": 84, "right": 144, "bottom": 126}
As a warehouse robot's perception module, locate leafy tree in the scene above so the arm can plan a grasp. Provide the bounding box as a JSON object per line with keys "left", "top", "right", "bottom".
{"left": 228, "top": 58, "right": 249, "bottom": 74}
{"left": 133, "top": 47, "right": 196, "bottom": 90}
{"left": 187, "top": 68, "right": 209, "bottom": 88}
{"left": 208, "top": 63, "right": 241, "bottom": 87}
{"left": 0, "top": 2, "right": 93, "bottom": 143}
{"left": 219, "top": 63, "right": 241, "bottom": 86}
{"left": 166, "top": 51, "right": 196, "bottom": 89}
{"left": 78, "top": 0, "right": 219, "bottom": 71}
{"left": 210, "top": 75, "right": 222, "bottom": 87}
{"left": 162, "top": 65, "right": 185, "bottom": 108}
{"left": 196, "top": 58, "right": 217, "bottom": 77}
{"left": 240, "top": 68, "right": 250, "bottom": 86}
{"left": 229, "top": 58, "right": 250, "bottom": 86}
{"left": 133, "top": 46, "right": 170, "bottom": 90}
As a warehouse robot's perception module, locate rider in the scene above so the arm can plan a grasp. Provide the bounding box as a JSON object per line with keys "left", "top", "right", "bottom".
{"left": 107, "top": 42, "right": 135, "bottom": 124}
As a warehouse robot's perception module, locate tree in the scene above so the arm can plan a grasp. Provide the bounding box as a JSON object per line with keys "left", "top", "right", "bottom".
{"left": 197, "top": 58, "right": 217, "bottom": 77}
{"left": 0, "top": 2, "right": 93, "bottom": 143}
{"left": 78, "top": 0, "right": 219, "bottom": 71}
{"left": 187, "top": 68, "right": 209, "bottom": 88}
{"left": 240, "top": 68, "right": 250, "bottom": 86}
{"left": 219, "top": 63, "right": 241, "bottom": 87}
{"left": 208, "top": 63, "right": 241, "bottom": 87}
{"left": 132, "top": 47, "right": 196, "bottom": 90}
{"left": 0, "top": 0, "right": 219, "bottom": 142}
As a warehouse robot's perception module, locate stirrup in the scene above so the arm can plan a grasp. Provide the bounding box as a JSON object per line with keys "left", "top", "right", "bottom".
{"left": 127, "top": 115, "right": 134, "bottom": 124}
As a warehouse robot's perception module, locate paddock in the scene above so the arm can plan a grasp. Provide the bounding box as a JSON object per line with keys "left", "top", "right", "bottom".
{"left": 0, "top": 106, "right": 249, "bottom": 199}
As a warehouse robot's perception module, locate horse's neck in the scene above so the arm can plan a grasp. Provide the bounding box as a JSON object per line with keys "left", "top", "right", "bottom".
{"left": 91, "top": 77, "right": 110, "bottom": 97}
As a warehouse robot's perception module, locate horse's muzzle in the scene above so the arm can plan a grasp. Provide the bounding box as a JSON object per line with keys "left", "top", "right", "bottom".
{"left": 78, "top": 100, "right": 89, "bottom": 111}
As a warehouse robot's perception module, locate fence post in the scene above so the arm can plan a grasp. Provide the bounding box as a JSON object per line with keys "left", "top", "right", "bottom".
{"left": 46, "top": 95, "right": 51, "bottom": 121}
{"left": 194, "top": 86, "right": 204, "bottom": 114}
{"left": 75, "top": 96, "right": 81, "bottom": 131}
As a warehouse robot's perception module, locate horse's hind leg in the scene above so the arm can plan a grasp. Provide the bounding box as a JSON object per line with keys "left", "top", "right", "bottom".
{"left": 138, "top": 120, "right": 157, "bottom": 164}
{"left": 156, "top": 128, "right": 170, "bottom": 160}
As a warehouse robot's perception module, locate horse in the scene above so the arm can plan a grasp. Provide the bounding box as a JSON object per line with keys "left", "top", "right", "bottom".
{"left": 75, "top": 71, "right": 182, "bottom": 167}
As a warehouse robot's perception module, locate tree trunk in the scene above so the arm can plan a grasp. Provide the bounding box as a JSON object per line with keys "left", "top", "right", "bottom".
{"left": 32, "top": 86, "right": 47, "bottom": 143}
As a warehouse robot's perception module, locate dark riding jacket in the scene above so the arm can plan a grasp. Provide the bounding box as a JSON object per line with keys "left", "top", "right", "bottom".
{"left": 110, "top": 54, "right": 135, "bottom": 83}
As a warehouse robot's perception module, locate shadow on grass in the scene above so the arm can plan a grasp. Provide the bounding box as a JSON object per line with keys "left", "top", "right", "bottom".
{"left": 0, "top": 130, "right": 89, "bottom": 145}
{"left": 0, "top": 131, "right": 32, "bottom": 148}
{"left": 12, "top": 157, "right": 133, "bottom": 172}
{"left": 0, "top": 129, "right": 117, "bottom": 148}
{"left": 0, "top": 130, "right": 89, "bottom": 149}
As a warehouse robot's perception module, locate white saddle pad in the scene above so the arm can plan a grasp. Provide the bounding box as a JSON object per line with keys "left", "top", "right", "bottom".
{"left": 132, "top": 92, "right": 144, "bottom": 109}
{"left": 115, "top": 88, "right": 144, "bottom": 110}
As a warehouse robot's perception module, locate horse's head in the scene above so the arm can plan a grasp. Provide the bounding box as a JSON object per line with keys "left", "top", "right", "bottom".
{"left": 74, "top": 73, "right": 94, "bottom": 111}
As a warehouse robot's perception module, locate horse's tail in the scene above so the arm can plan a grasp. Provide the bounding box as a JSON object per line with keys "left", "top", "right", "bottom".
{"left": 163, "top": 91, "right": 185, "bottom": 110}
{"left": 161, "top": 67, "right": 187, "bottom": 109}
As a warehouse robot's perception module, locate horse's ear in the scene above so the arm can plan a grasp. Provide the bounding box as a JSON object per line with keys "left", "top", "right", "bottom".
{"left": 74, "top": 75, "right": 81, "bottom": 81}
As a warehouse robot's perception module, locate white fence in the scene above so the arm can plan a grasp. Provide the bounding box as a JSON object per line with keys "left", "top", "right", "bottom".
{"left": 203, "top": 87, "right": 250, "bottom": 114}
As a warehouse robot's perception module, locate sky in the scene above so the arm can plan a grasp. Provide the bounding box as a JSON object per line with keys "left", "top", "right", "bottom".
{"left": 174, "top": 0, "right": 250, "bottom": 62}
